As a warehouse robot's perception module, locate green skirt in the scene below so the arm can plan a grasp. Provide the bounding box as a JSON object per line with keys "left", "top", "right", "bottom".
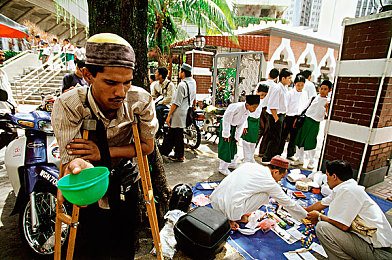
{"left": 242, "top": 117, "right": 259, "bottom": 143}
{"left": 294, "top": 116, "right": 320, "bottom": 150}
{"left": 218, "top": 121, "right": 237, "bottom": 163}
{"left": 65, "top": 53, "right": 74, "bottom": 61}
{"left": 38, "top": 49, "right": 43, "bottom": 59}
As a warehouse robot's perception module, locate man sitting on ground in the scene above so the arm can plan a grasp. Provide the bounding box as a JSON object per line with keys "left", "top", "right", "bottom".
{"left": 210, "top": 157, "right": 307, "bottom": 229}
{"left": 306, "top": 160, "right": 392, "bottom": 259}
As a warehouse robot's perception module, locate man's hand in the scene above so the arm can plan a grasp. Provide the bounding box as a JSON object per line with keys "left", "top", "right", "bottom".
{"left": 66, "top": 138, "right": 101, "bottom": 161}
{"left": 58, "top": 158, "right": 94, "bottom": 203}
{"left": 166, "top": 115, "right": 171, "bottom": 127}
{"left": 243, "top": 128, "right": 248, "bottom": 135}
{"left": 307, "top": 210, "right": 321, "bottom": 224}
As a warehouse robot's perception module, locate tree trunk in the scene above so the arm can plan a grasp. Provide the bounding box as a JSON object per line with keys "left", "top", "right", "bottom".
{"left": 87, "top": 0, "right": 170, "bottom": 228}
{"left": 87, "top": 0, "right": 148, "bottom": 89}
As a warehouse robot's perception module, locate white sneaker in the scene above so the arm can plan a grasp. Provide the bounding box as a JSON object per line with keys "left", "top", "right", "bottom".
{"left": 291, "top": 159, "right": 304, "bottom": 166}
{"left": 307, "top": 162, "right": 315, "bottom": 169}
{"left": 228, "top": 162, "right": 238, "bottom": 169}
{"left": 219, "top": 169, "right": 231, "bottom": 176}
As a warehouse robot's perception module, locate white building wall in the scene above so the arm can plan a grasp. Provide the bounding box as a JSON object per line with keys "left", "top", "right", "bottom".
{"left": 317, "top": 0, "right": 357, "bottom": 42}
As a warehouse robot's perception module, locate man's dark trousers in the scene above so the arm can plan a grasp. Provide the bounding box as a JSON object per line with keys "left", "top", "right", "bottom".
{"left": 160, "top": 127, "right": 184, "bottom": 159}
{"left": 262, "top": 113, "right": 285, "bottom": 161}
{"left": 278, "top": 115, "right": 298, "bottom": 157}
{"left": 156, "top": 104, "right": 168, "bottom": 129}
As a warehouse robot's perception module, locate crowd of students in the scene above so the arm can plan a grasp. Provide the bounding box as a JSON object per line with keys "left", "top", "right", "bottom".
{"left": 32, "top": 35, "right": 85, "bottom": 71}
{"left": 218, "top": 68, "right": 332, "bottom": 175}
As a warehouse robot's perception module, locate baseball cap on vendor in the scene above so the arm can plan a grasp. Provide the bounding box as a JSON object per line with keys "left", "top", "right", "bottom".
{"left": 85, "top": 33, "right": 135, "bottom": 69}
{"left": 270, "top": 156, "right": 289, "bottom": 169}
{"left": 181, "top": 63, "right": 192, "bottom": 72}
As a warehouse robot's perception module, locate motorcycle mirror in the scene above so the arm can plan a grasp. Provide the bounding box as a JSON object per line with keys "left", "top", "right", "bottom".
{"left": 0, "top": 89, "right": 8, "bottom": 101}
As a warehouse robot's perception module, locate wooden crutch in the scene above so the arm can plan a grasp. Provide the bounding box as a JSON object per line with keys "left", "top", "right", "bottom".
{"left": 54, "top": 119, "right": 96, "bottom": 260}
{"left": 132, "top": 121, "right": 163, "bottom": 260}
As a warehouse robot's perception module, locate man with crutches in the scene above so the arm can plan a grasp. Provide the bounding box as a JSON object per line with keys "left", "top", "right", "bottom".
{"left": 51, "top": 33, "right": 159, "bottom": 259}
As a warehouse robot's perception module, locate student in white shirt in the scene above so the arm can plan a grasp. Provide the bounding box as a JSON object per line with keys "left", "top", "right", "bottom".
{"left": 40, "top": 42, "right": 51, "bottom": 65}
{"left": 278, "top": 74, "right": 307, "bottom": 159}
{"left": 306, "top": 160, "right": 392, "bottom": 259}
{"left": 218, "top": 95, "right": 260, "bottom": 176}
{"left": 254, "top": 68, "right": 279, "bottom": 157}
{"left": 241, "top": 84, "right": 269, "bottom": 163}
{"left": 302, "top": 70, "right": 317, "bottom": 100}
{"left": 293, "top": 80, "right": 331, "bottom": 169}
{"left": 262, "top": 68, "right": 292, "bottom": 163}
{"left": 211, "top": 157, "right": 307, "bottom": 230}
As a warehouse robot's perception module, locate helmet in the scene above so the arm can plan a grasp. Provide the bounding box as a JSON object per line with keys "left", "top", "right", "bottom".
{"left": 169, "top": 184, "right": 193, "bottom": 212}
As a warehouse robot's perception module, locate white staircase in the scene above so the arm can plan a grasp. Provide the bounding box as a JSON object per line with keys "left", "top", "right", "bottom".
{"left": 10, "top": 54, "right": 68, "bottom": 105}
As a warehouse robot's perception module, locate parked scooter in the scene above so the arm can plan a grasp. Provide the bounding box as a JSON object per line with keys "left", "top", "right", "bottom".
{"left": 155, "top": 107, "right": 202, "bottom": 150}
{"left": 0, "top": 89, "right": 69, "bottom": 256}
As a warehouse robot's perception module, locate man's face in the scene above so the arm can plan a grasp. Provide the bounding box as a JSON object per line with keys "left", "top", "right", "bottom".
{"left": 271, "top": 169, "right": 287, "bottom": 182}
{"left": 281, "top": 75, "right": 292, "bottom": 86}
{"left": 256, "top": 91, "right": 267, "bottom": 99}
{"left": 179, "top": 71, "right": 185, "bottom": 80}
{"left": 83, "top": 66, "right": 133, "bottom": 111}
{"left": 295, "top": 82, "right": 304, "bottom": 92}
{"left": 246, "top": 103, "right": 259, "bottom": 113}
{"left": 319, "top": 85, "right": 330, "bottom": 97}
{"left": 155, "top": 70, "right": 162, "bottom": 82}
{"left": 326, "top": 170, "right": 337, "bottom": 189}
{"left": 0, "top": 51, "right": 5, "bottom": 64}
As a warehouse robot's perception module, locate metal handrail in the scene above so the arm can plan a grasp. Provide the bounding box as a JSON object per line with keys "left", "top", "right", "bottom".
{"left": 22, "top": 69, "right": 63, "bottom": 102}
{"left": 1, "top": 50, "right": 33, "bottom": 67}
{"left": 15, "top": 53, "right": 65, "bottom": 102}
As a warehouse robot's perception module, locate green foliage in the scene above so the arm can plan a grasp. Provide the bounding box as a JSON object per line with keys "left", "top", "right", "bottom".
{"left": 4, "top": 50, "right": 20, "bottom": 61}
{"left": 148, "top": 0, "right": 236, "bottom": 55}
{"left": 234, "top": 16, "right": 288, "bottom": 28}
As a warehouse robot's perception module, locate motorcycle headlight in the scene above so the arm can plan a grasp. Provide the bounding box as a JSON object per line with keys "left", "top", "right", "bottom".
{"left": 38, "top": 120, "right": 53, "bottom": 133}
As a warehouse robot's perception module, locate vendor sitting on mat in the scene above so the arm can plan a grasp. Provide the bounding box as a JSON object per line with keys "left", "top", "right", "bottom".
{"left": 218, "top": 95, "right": 260, "bottom": 176}
{"left": 211, "top": 157, "right": 307, "bottom": 230}
{"left": 306, "top": 160, "right": 392, "bottom": 259}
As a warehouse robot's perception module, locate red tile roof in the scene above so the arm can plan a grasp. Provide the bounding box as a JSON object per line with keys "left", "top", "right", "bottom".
{"left": 170, "top": 35, "right": 270, "bottom": 52}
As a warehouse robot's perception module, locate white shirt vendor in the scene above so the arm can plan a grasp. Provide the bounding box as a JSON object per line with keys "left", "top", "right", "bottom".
{"left": 210, "top": 162, "right": 307, "bottom": 222}
{"left": 221, "top": 102, "right": 249, "bottom": 141}
{"left": 321, "top": 179, "right": 392, "bottom": 248}
{"left": 266, "top": 82, "right": 288, "bottom": 115}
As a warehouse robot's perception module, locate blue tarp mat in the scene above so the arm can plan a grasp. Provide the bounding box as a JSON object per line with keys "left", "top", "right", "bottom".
{"left": 192, "top": 169, "right": 392, "bottom": 260}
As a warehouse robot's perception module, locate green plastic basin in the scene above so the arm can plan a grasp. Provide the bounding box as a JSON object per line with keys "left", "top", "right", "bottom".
{"left": 57, "top": 167, "right": 110, "bottom": 206}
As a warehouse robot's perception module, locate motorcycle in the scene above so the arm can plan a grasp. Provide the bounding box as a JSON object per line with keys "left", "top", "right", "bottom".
{"left": 155, "top": 107, "right": 202, "bottom": 150}
{"left": 0, "top": 89, "right": 69, "bottom": 257}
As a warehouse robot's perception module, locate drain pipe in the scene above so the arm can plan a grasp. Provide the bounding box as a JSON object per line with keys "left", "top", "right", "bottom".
{"left": 356, "top": 37, "right": 392, "bottom": 183}
{"left": 318, "top": 19, "right": 347, "bottom": 171}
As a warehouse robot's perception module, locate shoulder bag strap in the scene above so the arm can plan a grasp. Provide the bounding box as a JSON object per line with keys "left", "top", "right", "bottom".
{"left": 84, "top": 89, "right": 112, "bottom": 169}
{"left": 302, "top": 96, "right": 316, "bottom": 115}
{"left": 184, "top": 81, "right": 191, "bottom": 107}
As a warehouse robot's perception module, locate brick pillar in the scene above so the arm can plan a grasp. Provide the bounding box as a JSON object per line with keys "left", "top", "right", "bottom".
{"left": 185, "top": 50, "right": 214, "bottom": 96}
{"left": 321, "top": 12, "right": 392, "bottom": 187}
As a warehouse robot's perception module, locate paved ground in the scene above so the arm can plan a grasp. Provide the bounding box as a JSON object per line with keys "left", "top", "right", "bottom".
{"left": 0, "top": 105, "right": 391, "bottom": 259}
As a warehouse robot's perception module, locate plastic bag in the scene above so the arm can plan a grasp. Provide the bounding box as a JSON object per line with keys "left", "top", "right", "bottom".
{"left": 151, "top": 210, "right": 186, "bottom": 259}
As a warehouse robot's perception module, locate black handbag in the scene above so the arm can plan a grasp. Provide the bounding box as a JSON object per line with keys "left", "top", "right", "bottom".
{"left": 185, "top": 81, "right": 195, "bottom": 127}
{"left": 294, "top": 96, "right": 315, "bottom": 128}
